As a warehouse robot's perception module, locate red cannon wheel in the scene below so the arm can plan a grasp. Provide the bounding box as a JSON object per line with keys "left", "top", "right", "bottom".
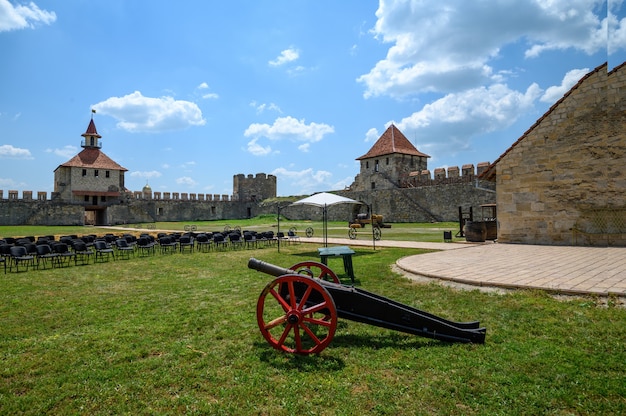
{"left": 257, "top": 274, "right": 337, "bottom": 354}
{"left": 290, "top": 261, "right": 340, "bottom": 284}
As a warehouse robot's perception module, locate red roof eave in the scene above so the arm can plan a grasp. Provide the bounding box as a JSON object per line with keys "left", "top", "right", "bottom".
{"left": 72, "top": 191, "right": 122, "bottom": 196}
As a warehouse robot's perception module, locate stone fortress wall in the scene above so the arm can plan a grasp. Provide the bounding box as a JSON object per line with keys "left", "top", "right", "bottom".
{"left": 0, "top": 165, "right": 493, "bottom": 226}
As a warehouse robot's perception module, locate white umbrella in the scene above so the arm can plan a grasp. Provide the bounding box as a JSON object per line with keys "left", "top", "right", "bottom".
{"left": 290, "top": 192, "right": 362, "bottom": 247}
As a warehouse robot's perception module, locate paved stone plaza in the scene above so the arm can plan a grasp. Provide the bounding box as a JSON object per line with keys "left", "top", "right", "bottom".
{"left": 310, "top": 237, "right": 626, "bottom": 297}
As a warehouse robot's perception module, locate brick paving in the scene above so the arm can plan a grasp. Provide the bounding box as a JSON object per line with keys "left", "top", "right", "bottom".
{"left": 395, "top": 243, "right": 626, "bottom": 296}
{"left": 308, "top": 237, "right": 626, "bottom": 296}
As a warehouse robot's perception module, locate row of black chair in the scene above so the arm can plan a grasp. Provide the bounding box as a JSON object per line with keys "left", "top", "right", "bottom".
{"left": 0, "top": 229, "right": 293, "bottom": 273}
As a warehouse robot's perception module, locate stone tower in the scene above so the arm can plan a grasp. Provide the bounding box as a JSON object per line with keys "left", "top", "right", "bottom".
{"left": 350, "top": 124, "right": 430, "bottom": 191}
{"left": 53, "top": 113, "right": 128, "bottom": 224}
{"left": 233, "top": 173, "right": 277, "bottom": 201}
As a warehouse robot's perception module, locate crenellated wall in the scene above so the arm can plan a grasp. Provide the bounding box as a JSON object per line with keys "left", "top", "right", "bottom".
{"left": 400, "top": 162, "right": 491, "bottom": 188}
{"left": 0, "top": 172, "right": 264, "bottom": 225}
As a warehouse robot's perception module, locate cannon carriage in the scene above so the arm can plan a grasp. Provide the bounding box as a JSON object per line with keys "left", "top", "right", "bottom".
{"left": 248, "top": 258, "right": 486, "bottom": 354}
{"left": 348, "top": 212, "right": 390, "bottom": 240}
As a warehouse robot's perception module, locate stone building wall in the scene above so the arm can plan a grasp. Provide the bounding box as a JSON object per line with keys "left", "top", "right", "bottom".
{"left": 493, "top": 63, "right": 625, "bottom": 246}
{"left": 0, "top": 200, "right": 84, "bottom": 226}
{"left": 233, "top": 173, "right": 277, "bottom": 201}
{"left": 353, "top": 153, "right": 428, "bottom": 190}
{"left": 257, "top": 182, "right": 495, "bottom": 225}
{"left": 54, "top": 165, "right": 123, "bottom": 203}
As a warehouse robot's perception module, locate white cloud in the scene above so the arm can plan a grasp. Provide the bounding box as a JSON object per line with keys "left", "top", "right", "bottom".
{"left": 271, "top": 167, "right": 333, "bottom": 195}
{"left": 45, "top": 145, "right": 77, "bottom": 159}
{"left": 0, "top": 0, "right": 56, "bottom": 32}
{"left": 332, "top": 176, "right": 355, "bottom": 191}
{"left": 0, "top": 177, "right": 20, "bottom": 187}
{"left": 540, "top": 68, "right": 590, "bottom": 103}
{"left": 0, "top": 144, "right": 32, "bottom": 159}
{"left": 92, "top": 91, "right": 206, "bottom": 133}
{"left": 297, "top": 143, "right": 310, "bottom": 152}
{"left": 246, "top": 138, "right": 272, "bottom": 156}
{"left": 397, "top": 82, "right": 542, "bottom": 155}
{"left": 196, "top": 82, "right": 219, "bottom": 99}
{"left": 364, "top": 127, "right": 379, "bottom": 143}
{"left": 244, "top": 116, "right": 334, "bottom": 143}
{"left": 358, "top": 1, "right": 609, "bottom": 98}
{"left": 130, "top": 170, "right": 162, "bottom": 179}
{"left": 608, "top": 7, "right": 626, "bottom": 55}
{"left": 269, "top": 48, "right": 300, "bottom": 66}
{"left": 176, "top": 176, "right": 198, "bottom": 187}
{"left": 250, "top": 101, "right": 282, "bottom": 114}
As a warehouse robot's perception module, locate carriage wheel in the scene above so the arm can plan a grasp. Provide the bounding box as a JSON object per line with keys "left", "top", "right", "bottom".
{"left": 373, "top": 227, "right": 382, "bottom": 241}
{"left": 257, "top": 274, "right": 337, "bottom": 354}
{"left": 348, "top": 227, "right": 357, "bottom": 240}
{"left": 305, "top": 227, "right": 314, "bottom": 238}
{"left": 290, "top": 261, "right": 340, "bottom": 283}
{"left": 234, "top": 225, "right": 241, "bottom": 233}
{"left": 289, "top": 226, "right": 297, "bottom": 233}
{"left": 223, "top": 225, "right": 231, "bottom": 233}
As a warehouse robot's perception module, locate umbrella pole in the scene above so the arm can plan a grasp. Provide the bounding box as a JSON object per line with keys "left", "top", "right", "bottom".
{"left": 370, "top": 203, "right": 376, "bottom": 250}
{"left": 277, "top": 205, "right": 281, "bottom": 253}
{"left": 323, "top": 204, "right": 328, "bottom": 247}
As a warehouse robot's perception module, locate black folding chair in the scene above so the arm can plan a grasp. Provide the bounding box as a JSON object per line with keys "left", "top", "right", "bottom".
{"left": 9, "top": 245, "right": 35, "bottom": 272}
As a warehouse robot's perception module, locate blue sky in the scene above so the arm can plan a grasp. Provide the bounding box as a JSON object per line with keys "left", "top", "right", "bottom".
{"left": 1, "top": 0, "right": 624, "bottom": 197}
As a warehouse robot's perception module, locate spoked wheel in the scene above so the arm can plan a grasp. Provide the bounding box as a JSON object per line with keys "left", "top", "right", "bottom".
{"left": 305, "top": 227, "right": 314, "bottom": 238}
{"left": 257, "top": 274, "right": 337, "bottom": 354}
{"left": 290, "top": 261, "right": 340, "bottom": 284}
{"left": 373, "top": 227, "right": 382, "bottom": 241}
{"left": 348, "top": 227, "right": 357, "bottom": 240}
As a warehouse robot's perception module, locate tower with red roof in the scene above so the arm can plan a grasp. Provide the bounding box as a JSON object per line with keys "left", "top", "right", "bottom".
{"left": 53, "top": 113, "right": 128, "bottom": 224}
{"left": 351, "top": 124, "right": 430, "bottom": 191}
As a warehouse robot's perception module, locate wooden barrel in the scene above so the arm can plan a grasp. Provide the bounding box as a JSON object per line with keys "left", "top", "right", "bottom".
{"left": 485, "top": 220, "right": 497, "bottom": 240}
{"left": 464, "top": 221, "right": 486, "bottom": 242}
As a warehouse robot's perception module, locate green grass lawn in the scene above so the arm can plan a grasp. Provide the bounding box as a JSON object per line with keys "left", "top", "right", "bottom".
{"left": 1, "top": 224, "right": 625, "bottom": 414}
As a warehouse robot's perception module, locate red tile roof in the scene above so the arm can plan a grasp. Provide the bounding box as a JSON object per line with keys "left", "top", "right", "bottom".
{"left": 57, "top": 148, "right": 127, "bottom": 171}
{"left": 81, "top": 119, "right": 101, "bottom": 138}
{"left": 356, "top": 124, "right": 430, "bottom": 160}
{"left": 480, "top": 62, "right": 607, "bottom": 181}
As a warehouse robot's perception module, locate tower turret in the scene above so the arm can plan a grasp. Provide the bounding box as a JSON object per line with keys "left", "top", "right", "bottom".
{"left": 81, "top": 110, "right": 102, "bottom": 148}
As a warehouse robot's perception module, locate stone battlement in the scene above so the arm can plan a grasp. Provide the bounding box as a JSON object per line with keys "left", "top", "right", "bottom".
{"left": 0, "top": 189, "right": 236, "bottom": 202}
{"left": 401, "top": 162, "right": 491, "bottom": 187}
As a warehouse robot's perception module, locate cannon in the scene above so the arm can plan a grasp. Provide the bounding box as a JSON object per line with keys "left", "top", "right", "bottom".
{"left": 350, "top": 213, "right": 390, "bottom": 229}
{"left": 248, "top": 258, "right": 486, "bottom": 354}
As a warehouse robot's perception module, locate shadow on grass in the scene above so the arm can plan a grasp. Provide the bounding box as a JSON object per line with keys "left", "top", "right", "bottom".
{"left": 256, "top": 344, "right": 346, "bottom": 371}
{"left": 255, "top": 331, "right": 447, "bottom": 372}
{"left": 330, "top": 331, "right": 443, "bottom": 351}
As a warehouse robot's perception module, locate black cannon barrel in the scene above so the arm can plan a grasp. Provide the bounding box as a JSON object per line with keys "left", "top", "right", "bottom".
{"left": 248, "top": 257, "right": 294, "bottom": 277}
